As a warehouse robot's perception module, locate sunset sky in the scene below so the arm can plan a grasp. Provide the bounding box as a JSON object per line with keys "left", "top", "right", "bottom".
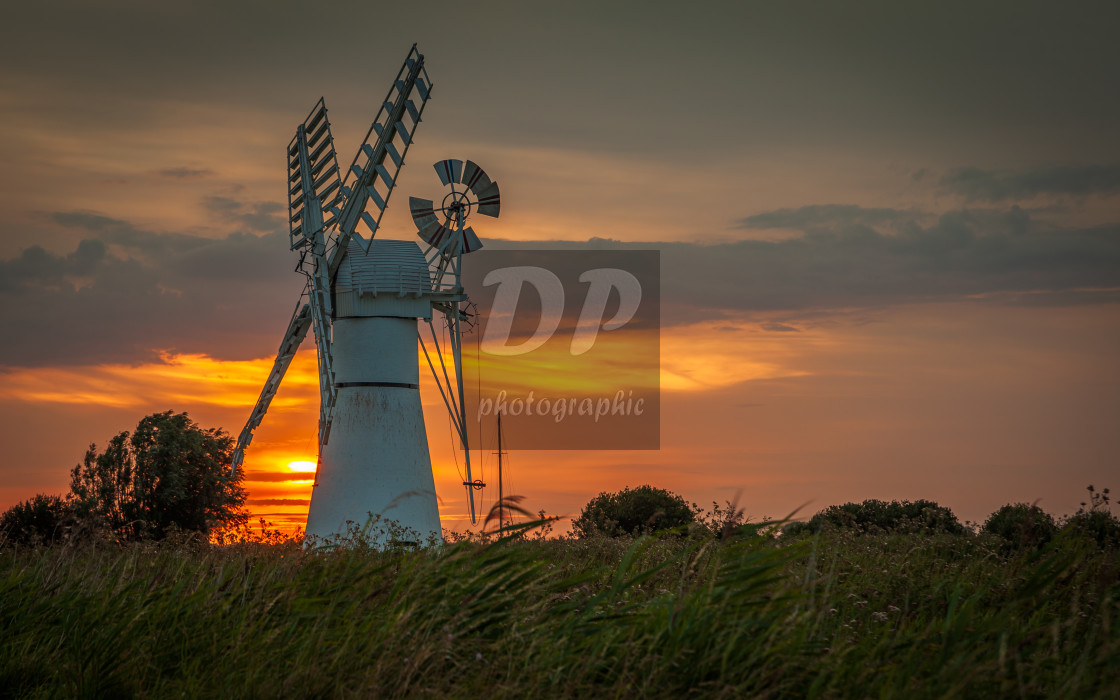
{"left": 1, "top": 1, "right": 1117, "bottom": 532}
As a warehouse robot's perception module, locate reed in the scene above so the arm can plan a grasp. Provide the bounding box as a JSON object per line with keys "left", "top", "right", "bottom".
{"left": 1, "top": 517, "right": 1116, "bottom": 698}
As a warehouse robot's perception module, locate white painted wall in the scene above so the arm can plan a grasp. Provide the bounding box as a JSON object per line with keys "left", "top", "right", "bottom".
{"left": 305, "top": 316, "right": 442, "bottom": 545}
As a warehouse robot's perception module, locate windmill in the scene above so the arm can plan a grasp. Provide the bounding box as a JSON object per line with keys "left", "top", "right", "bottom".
{"left": 230, "top": 45, "right": 498, "bottom": 544}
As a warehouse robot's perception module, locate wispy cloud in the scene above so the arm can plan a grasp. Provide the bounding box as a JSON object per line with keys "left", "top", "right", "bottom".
{"left": 157, "top": 167, "right": 213, "bottom": 179}
{"left": 0, "top": 351, "right": 318, "bottom": 409}
{"left": 201, "top": 196, "right": 285, "bottom": 233}
{"left": 737, "top": 204, "right": 920, "bottom": 231}
{"left": 940, "top": 164, "right": 1120, "bottom": 202}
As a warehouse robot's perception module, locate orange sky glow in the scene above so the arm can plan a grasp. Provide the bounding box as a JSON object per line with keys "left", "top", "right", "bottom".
{"left": 2, "top": 301, "right": 1115, "bottom": 534}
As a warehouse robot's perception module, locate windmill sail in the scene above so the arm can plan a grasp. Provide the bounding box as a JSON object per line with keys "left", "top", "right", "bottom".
{"left": 231, "top": 300, "right": 312, "bottom": 475}
{"left": 288, "top": 100, "right": 340, "bottom": 449}
{"left": 288, "top": 98, "right": 342, "bottom": 250}
{"left": 329, "top": 44, "right": 433, "bottom": 269}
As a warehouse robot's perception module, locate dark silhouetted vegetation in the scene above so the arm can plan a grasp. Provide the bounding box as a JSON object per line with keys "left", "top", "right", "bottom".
{"left": 1, "top": 411, "right": 246, "bottom": 546}
{"left": 68, "top": 410, "right": 247, "bottom": 540}
{"left": 572, "top": 484, "right": 695, "bottom": 537}
{"left": 784, "top": 498, "right": 965, "bottom": 536}
{"left": 982, "top": 503, "right": 1057, "bottom": 551}
{"left": 3, "top": 474, "right": 1118, "bottom": 696}
{"left": 0, "top": 494, "right": 72, "bottom": 546}
{"left": 1065, "top": 485, "right": 1120, "bottom": 550}
{"left": 1, "top": 499, "right": 1117, "bottom": 698}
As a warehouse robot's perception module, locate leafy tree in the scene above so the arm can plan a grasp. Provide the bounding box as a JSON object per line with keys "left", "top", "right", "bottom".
{"left": 69, "top": 411, "right": 247, "bottom": 540}
{"left": 982, "top": 503, "right": 1056, "bottom": 551}
{"left": 799, "top": 499, "right": 964, "bottom": 536}
{"left": 573, "top": 485, "right": 695, "bottom": 538}
{"left": 0, "top": 494, "right": 73, "bottom": 546}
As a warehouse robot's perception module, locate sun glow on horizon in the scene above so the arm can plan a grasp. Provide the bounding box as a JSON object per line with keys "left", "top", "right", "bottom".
{"left": 0, "top": 319, "right": 839, "bottom": 534}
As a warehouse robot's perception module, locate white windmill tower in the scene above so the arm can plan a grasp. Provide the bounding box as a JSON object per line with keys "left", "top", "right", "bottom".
{"left": 230, "top": 45, "right": 500, "bottom": 544}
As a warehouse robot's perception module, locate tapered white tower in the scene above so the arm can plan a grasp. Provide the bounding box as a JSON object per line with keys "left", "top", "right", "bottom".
{"left": 305, "top": 239, "right": 440, "bottom": 541}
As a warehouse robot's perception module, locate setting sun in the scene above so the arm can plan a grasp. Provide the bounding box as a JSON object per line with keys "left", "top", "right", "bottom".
{"left": 287, "top": 461, "right": 317, "bottom": 473}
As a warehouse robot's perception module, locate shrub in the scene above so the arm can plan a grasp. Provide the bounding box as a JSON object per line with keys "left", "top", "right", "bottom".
{"left": 805, "top": 499, "right": 964, "bottom": 535}
{"left": 572, "top": 485, "right": 695, "bottom": 537}
{"left": 1063, "top": 511, "right": 1120, "bottom": 550}
{"left": 694, "top": 499, "right": 752, "bottom": 537}
{"left": 779, "top": 521, "right": 815, "bottom": 538}
{"left": 1062, "top": 485, "right": 1119, "bottom": 549}
{"left": 982, "top": 503, "right": 1057, "bottom": 550}
{"left": 0, "top": 494, "right": 73, "bottom": 546}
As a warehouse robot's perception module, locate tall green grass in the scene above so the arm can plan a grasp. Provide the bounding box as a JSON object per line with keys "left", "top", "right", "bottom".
{"left": 1, "top": 523, "right": 1116, "bottom": 698}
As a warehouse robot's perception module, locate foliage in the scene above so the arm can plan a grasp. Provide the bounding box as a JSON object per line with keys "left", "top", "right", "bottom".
{"left": 780, "top": 519, "right": 815, "bottom": 537}
{"left": 1063, "top": 485, "right": 1120, "bottom": 550}
{"left": 211, "top": 516, "right": 305, "bottom": 547}
{"left": 1064, "top": 510, "right": 1120, "bottom": 550}
{"left": 1, "top": 519, "right": 1118, "bottom": 698}
{"left": 571, "top": 484, "right": 696, "bottom": 537}
{"left": 0, "top": 494, "right": 73, "bottom": 546}
{"left": 1079, "top": 483, "right": 1112, "bottom": 513}
{"left": 797, "top": 498, "right": 965, "bottom": 536}
{"left": 982, "top": 503, "right": 1057, "bottom": 550}
{"left": 692, "top": 498, "right": 752, "bottom": 536}
{"left": 68, "top": 411, "right": 247, "bottom": 540}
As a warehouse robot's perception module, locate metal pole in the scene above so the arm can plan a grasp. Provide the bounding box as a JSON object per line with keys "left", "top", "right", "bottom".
{"left": 497, "top": 412, "right": 503, "bottom": 535}
{"left": 451, "top": 213, "right": 476, "bottom": 524}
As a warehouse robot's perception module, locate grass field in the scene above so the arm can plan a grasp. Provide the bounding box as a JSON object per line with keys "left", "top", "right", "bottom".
{"left": 1, "top": 518, "right": 1117, "bottom": 698}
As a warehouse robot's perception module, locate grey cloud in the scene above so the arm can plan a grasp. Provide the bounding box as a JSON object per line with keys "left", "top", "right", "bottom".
{"left": 168, "top": 230, "right": 294, "bottom": 281}
{"left": 2, "top": 1, "right": 1117, "bottom": 161}
{"left": 52, "top": 211, "right": 139, "bottom": 234}
{"left": 0, "top": 239, "right": 106, "bottom": 291}
{"left": 1005, "top": 205, "right": 1031, "bottom": 236}
{"left": 676, "top": 207, "right": 1120, "bottom": 316}
{"left": 53, "top": 201, "right": 286, "bottom": 262}
{"left": 5, "top": 202, "right": 1119, "bottom": 368}
{"left": 51, "top": 211, "right": 210, "bottom": 257}
{"left": 0, "top": 221, "right": 303, "bottom": 367}
{"left": 237, "top": 202, "right": 285, "bottom": 233}
{"left": 202, "top": 196, "right": 241, "bottom": 214}
{"left": 158, "top": 167, "right": 213, "bottom": 179}
{"left": 69, "top": 239, "right": 107, "bottom": 274}
{"left": 761, "top": 322, "right": 800, "bottom": 332}
{"left": 738, "top": 205, "right": 919, "bottom": 231}
{"left": 487, "top": 203, "right": 1120, "bottom": 321}
{"left": 202, "top": 196, "right": 285, "bottom": 233}
{"left": 941, "top": 164, "right": 1120, "bottom": 202}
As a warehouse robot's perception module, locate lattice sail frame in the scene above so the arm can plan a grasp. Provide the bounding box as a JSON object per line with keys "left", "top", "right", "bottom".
{"left": 330, "top": 45, "right": 432, "bottom": 261}
{"left": 283, "top": 99, "right": 344, "bottom": 449}
{"left": 287, "top": 99, "right": 343, "bottom": 251}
